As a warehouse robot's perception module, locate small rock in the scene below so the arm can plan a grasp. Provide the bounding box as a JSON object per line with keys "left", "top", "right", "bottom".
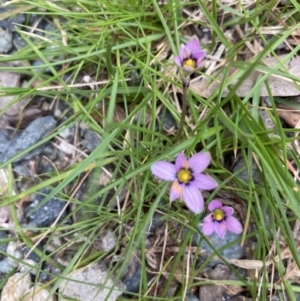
{"left": 23, "top": 286, "right": 55, "bottom": 301}
{"left": 58, "top": 125, "right": 75, "bottom": 141}
{"left": 0, "top": 7, "right": 25, "bottom": 32}
{"left": 94, "top": 229, "right": 117, "bottom": 252}
{"left": 0, "top": 28, "right": 12, "bottom": 53}
{"left": 81, "top": 129, "right": 101, "bottom": 151}
{"left": 0, "top": 230, "right": 8, "bottom": 260}
{"left": 25, "top": 188, "right": 67, "bottom": 227}
{"left": 19, "top": 259, "right": 38, "bottom": 275}
{"left": 259, "top": 109, "right": 275, "bottom": 130}
{"left": 40, "top": 144, "right": 58, "bottom": 160}
{"left": 200, "top": 264, "right": 246, "bottom": 301}
{"left": 37, "top": 265, "right": 52, "bottom": 283}
{"left": 0, "top": 272, "right": 31, "bottom": 301}
{"left": 147, "top": 211, "right": 167, "bottom": 233}
{"left": 157, "top": 108, "right": 177, "bottom": 135}
{"left": 186, "top": 292, "right": 200, "bottom": 301}
{"left": 0, "top": 272, "right": 54, "bottom": 301}
{"left": 177, "top": 292, "right": 200, "bottom": 301}
{"left": 192, "top": 226, "right": 245, "bottom": 267}
{"left": 32, "top": 59, "right": 51, "bottom": 73}
{"left": 13, "top": 162, "right": 33, "bottom": 177}
{"left": 59, "top": 262, "right": 124, "bottom": 301}
{"left": 32, "top": 23, "right": 63, "bottom": 74}
{"left": 6, "top": 241, "right": 23, "bottom": 268}
{"left": 22, "top": 245, "right": 42, "bottom": 263}
{"left": 233, "top": 158, "right": 262, "bottom": 185}
{"left": 0, "top": 116, "right": 57, "bottom": 164}
{"left": 123, "top": 267, "right": 142, "bottom": 293}
{"left": 0, "top": 257, "right": 16, "bottom": 274}
{"left": 0, "top": 71, "right": 23, "bottom": 115}
{"left": 58, "top": 140, "right": 74, "bottom": 155}
{"left": 44, "top": 23, "right": 58, "bottom": 40}
{"left": 13, "top": 33, "right": 28, "bottom": 50}
{"left": 0, "top": 132, "right": 10, "bottom": 155}
{"left": 121, "top": 252, "right": 142, "bottom": 294}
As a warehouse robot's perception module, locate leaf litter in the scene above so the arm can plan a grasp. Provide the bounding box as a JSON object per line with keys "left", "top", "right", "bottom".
{"left": 190, "top": 55, "right": 300, "bottom": 98}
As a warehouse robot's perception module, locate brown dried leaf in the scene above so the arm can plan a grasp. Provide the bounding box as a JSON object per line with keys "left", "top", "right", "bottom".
{"left": 276, "top": 105, "right": 300, "bottom": 127}
{"left": 228, "top": 259, "right": 272, "bottom": 270}
{"left": 190, "top": 55, "right": 300, "bottom": 98}
{"left": 285, "top": 260, "right": 300, "bottom": 284}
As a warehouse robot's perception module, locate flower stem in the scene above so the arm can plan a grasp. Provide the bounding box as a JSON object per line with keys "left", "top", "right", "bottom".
{"left": 174, "top": 77, "right": 190, "bottom": 142}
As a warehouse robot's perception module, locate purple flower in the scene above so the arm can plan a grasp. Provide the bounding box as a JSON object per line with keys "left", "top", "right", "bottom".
{"left": 174, "top": 36, "right": 206, "bottom": 73}
{"left": 150, "top": 152, "right": 218, "bottom": 214}
{"left": 202, "top": 200, "right": 243, "bottom": 238}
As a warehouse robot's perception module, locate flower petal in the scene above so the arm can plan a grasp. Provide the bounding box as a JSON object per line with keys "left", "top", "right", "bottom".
{"left": 225, "top": 216, "right": 243, "bottom": 234}
{"left": 175, "top": 153, "right": 188, "bottom": 170}
{"left": 196, "top": 56, "right": 205, "bottom": 68}
{"left": 174, "top": 55, "right": 182, "bottom": 68}
{"left": 202, "top": 218, "right": 215, "bottom": 236}
{"left": 170, "top": 180, "right": 184, "bottom": 201}
{"left": 185, "top": 36, "right": 201, "bottom": 54}
{"left": 215, "top": 220, "right": 227, "bottom": 238}
{"left": 188, "top": 152, "right": 211, "bottom": 173}
{"left": 151, "top": 162, "right": 176, "bottom": 181}
{"left": 203, "top": 213, "right": 213, "bottom": 223}
{"left": 208, "top": 200, "right": 222, "bottom": 212}
{"left": 180, "top": 45, "right": 191, "bottom": 60}
{"left": 193, "top": 50, "right": 206, "bottom": 61}
{"left": 192, "top": 174, "right": 218, "bottom": 190}
{"left": 182, "top": 185, "right": 204, "bottom": 214}
{"left": 221, "top": 206, "right": 234, "bottom": 216}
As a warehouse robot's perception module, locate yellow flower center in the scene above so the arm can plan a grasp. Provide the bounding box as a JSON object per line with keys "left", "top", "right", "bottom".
{"left": 182, "top": 59, "right": 196, "bottom": 70}
{"left": 177, "top": 169, "right": 192, "bottom": 184}
{"left": 213, "top": 209, "right": 225, "bottom": 221}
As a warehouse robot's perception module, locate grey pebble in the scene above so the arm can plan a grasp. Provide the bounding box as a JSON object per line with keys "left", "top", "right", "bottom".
{"left": 81, "top": 129, "right": 101, "bottom": 151}
{"left": 0, "top": 6, "right": 25, "bottom": 32}
{"left": 175, "top": 292, "right": 200, "bottom": 301}
{"left": 192, "top": 225, "right": 245, "bottom": 267}
{"left": 157, "top": 108, "right": 177, "bottom": 133}
{"left": 124, "top": 267, "right": 142, "bottom": 293}
{"left": 0, "top": 230, "right": 8, "bottom": 260}
{"left": 0, "top": 28, "right": 12, "bottom": 53}
{"left": 12, "top": 33, "right": 28, "bottom": 50}
{"left": 0, "top": 257, "right": 16, "bottom": 274}
{"left": 0, "top": 116, "right": 57, "bottom": 164}
{"left": 233, "top": 157, "right": 262, "bottom": 184}
{"left": 0, "top": 132, "right": 10, "bottom": 155}
{"left": 25, "top": 188, "right": 67, "bottom": 227}
{"left": 44, "top": 23, "right": 59, "bottom": 40}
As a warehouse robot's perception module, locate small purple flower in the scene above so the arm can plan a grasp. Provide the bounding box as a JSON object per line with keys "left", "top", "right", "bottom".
{"left": 174, "top": 36, "right": 206, "bottom": 73}
{"left": 202, "top": 200, "right": 243, "bottom": 238}
{"left": 151, "top": 152, "right": 218, "bottom": 214}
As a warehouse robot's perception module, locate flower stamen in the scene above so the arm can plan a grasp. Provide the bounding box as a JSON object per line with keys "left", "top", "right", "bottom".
{"left": 213, "top": 209, "right": 225, "bottom": 221}
{"left": 177, "top": 169, "right": 192, "bottom": 184}
{"left": 182, "top": 58, "right": 196, "bottom": 70}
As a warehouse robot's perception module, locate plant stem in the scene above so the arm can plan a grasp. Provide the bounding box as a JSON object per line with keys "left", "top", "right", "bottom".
{"left": 174, "top": 77, "right": 190, "bottom": 142}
